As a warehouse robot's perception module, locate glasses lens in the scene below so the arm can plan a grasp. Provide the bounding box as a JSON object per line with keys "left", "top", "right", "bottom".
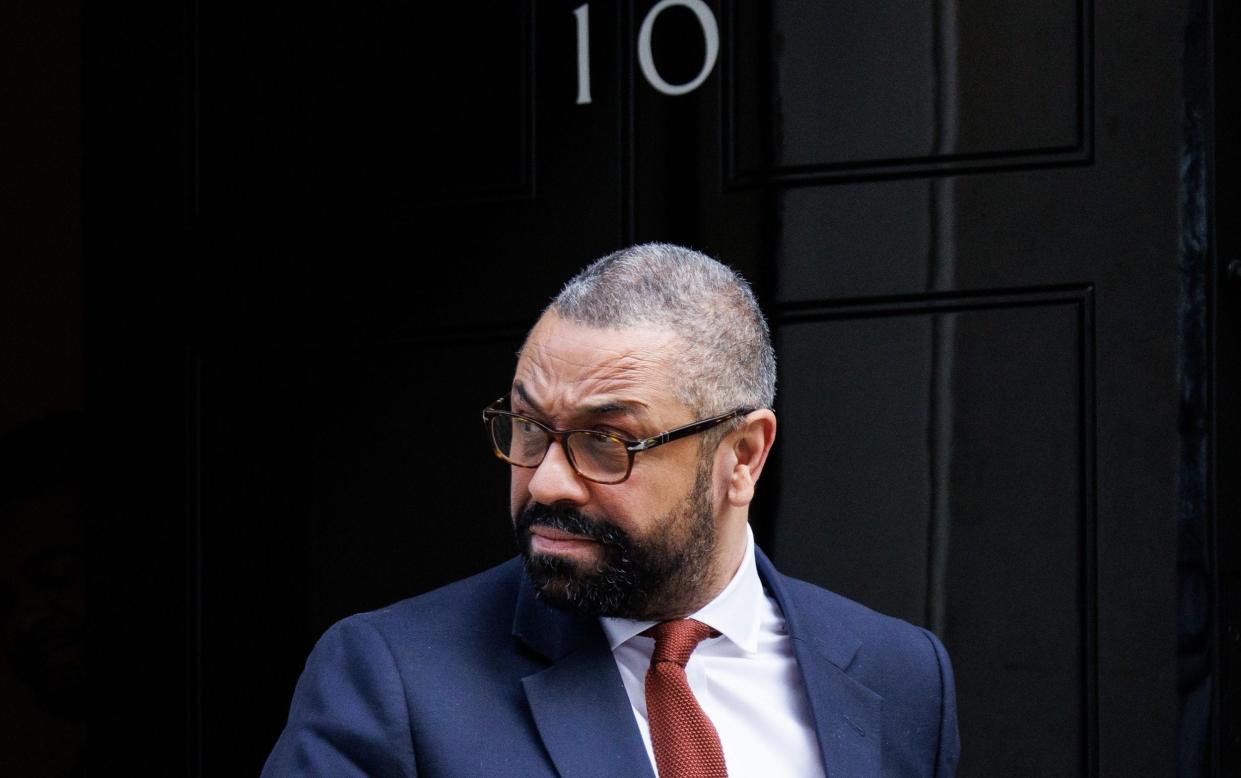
{"left": 566, "top": 431, "right": 630, "bottom": 482}
{"left": 490, "top": 415, "right": 550, "bottom": 466}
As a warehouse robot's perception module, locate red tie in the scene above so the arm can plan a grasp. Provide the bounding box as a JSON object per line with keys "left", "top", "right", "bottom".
{"left": 643, "top": 619, "right": 728, "bottom": 778}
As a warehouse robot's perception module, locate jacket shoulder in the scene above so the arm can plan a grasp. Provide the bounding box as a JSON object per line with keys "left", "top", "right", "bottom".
{"left": 776, "top": 571, "right": 948, "bottom": 675}
{"left": 773, "top": 569, "right": 959, "bottom": 776}
{"left": 345, "top": 556, "right": 525, "bottom": 645}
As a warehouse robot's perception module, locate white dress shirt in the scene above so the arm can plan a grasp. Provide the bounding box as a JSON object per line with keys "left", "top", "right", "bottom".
{"left": 599, "top": 526, "right": 826, "bottom": 777}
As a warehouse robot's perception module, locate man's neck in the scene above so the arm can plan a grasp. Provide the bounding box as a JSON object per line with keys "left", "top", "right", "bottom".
{"left": 689, "top": 517, "right": 749, "bottom": 616}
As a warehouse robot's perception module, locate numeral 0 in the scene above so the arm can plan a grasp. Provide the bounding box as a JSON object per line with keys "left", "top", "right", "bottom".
{"left": 574, "top": 0, "right": 721, "bottom": 104}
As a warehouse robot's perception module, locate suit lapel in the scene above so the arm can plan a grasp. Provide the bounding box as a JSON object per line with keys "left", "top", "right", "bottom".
{"left": 756, "top": 549, "right": 883, "bottom": 778}
{"left": 513, "top": 576, "right": 656, "bottom": 778}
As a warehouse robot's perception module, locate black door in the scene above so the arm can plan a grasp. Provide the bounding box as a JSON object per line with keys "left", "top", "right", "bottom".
{"left": 80, "top": 0, "right": 1226, "bottom": 775}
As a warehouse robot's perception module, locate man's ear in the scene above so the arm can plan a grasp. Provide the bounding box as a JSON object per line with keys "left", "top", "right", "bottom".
{"left": 724, "top": 410, "right": 777, "bottom": 508}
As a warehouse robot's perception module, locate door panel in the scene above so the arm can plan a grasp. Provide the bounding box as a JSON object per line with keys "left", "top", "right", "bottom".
{"left": 775, "top": 292, "right": 1091, "bottom": 775}
{"left": 727, "top": 0, "right": 1089, "bottom": 185}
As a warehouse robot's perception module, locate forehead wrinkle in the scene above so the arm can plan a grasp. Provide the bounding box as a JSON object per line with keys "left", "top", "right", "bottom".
{"left": 514, "top": 328, "right": 678, "bottom": 423}
{"left": 518, "top": 365, "right": 659, "bottom": 421}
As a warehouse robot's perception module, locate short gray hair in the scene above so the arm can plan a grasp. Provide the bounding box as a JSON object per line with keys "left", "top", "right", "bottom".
{"left": 548, "top": 243, "right": 776, "bottom": 415}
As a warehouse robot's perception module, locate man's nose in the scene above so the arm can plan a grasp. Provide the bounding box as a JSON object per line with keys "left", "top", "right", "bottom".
{"left": 527, "top": 440, "right": 591, "bottom": 506}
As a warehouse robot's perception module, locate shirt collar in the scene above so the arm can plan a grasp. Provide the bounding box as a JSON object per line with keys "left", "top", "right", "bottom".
{"left": 599, "top": 524, "right": 763, "bottom": 654}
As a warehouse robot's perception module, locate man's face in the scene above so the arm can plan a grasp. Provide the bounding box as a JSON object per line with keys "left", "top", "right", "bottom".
{"left": 508, "top": 312, "right": 723, "bottom": 620}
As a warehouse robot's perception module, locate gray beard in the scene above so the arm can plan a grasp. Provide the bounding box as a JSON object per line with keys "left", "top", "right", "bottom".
{"left": 513, "top": 462, "right": 716, "bottom": 620}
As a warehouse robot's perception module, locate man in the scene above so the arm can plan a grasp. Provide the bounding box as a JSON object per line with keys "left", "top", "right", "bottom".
{"left": 263, "top": 244, "right": 959, "bottom": 777}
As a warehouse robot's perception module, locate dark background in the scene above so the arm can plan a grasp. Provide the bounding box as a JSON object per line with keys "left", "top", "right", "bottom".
{"left": 2, "top": 0, "right": 1238, "bottom": 775}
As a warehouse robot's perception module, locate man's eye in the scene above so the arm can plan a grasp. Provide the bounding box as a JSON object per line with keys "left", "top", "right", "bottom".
{"left": 581, "top": 433, "right": 616, "bottom": 450}
{"left": 592, "top": 427, "right": 630, "bottom": 440}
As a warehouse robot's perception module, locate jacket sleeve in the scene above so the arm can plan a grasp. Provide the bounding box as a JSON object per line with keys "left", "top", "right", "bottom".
{"left": 920, "top": 627, "right": 960, "bottom": 778}
{"left": 262, "top": 615, "right": 417, "bottom": 777}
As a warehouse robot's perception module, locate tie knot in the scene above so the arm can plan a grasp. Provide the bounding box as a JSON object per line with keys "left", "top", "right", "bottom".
{"left": 644, "top": 619, "right": 718, "bottom": 666}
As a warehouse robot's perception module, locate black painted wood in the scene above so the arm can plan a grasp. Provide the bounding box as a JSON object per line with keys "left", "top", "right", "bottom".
{"left": 724, "top": 0, "right": 1092, "bottom": 186}
{"left": 1211, "top": 0, "right": 1239, "bottom": 774}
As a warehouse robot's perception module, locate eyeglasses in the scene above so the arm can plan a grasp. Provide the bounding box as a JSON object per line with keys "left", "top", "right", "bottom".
{"left": 481, "top": 395, "right": 753, "bottom": 484}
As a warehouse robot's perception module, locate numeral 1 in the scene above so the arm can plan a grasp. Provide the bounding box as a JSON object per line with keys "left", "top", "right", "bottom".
{"left": 574, "top": 4, "right": 592, "bottom": 105}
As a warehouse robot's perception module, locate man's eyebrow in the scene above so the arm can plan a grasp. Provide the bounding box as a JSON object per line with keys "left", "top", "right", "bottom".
{"left": 583, "top": 401, "right": 638, "bottom": 416}
{"left": 515, "top": 383, "right": 646, "bottom": 421}
{"left": 513, "top": 383, "right": 544, "bottom": 415}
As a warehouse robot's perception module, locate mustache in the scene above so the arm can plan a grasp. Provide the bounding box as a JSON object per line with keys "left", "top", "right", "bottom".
{"left": 515, "top": 502, "right": 626, "bottom": 546}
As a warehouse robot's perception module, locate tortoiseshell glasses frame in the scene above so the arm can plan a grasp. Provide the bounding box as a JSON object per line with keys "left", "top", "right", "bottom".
{"left": 481, "top": 395, "right": 753, "bottom": 484}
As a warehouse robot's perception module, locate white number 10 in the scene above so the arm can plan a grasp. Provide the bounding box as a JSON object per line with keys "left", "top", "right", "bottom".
{"left": 574, "top": 0, "right": 721, "bottom": 105}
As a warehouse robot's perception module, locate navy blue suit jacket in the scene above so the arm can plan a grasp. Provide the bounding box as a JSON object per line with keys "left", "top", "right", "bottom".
{"left": 263, "top": 549, "right": 959, "bottom": 776}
